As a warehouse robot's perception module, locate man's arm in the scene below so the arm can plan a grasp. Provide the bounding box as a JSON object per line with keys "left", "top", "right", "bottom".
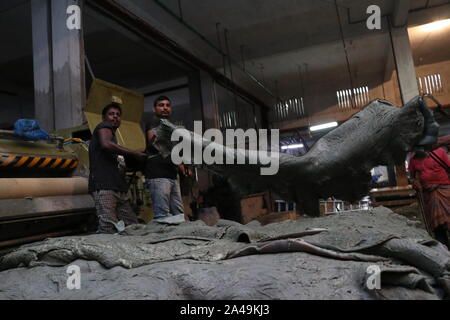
{"left": 146, "top": 129, "right": 156, "bottom": 150}
{"left": 98, "top": 128, "right": 146, "bottom": 160}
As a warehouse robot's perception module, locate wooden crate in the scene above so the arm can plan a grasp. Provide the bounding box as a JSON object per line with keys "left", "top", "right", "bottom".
{"left": 256, "top": 211, "right": 298, "bottom": 226}
{"left": 240, "top": 192, "right": 299, "bottom": 225}
{"left": 370, "top": 185, "right": 417, "bottom": 208}
{"left": 240, "top": 192, "right": 271, "bottom": 224}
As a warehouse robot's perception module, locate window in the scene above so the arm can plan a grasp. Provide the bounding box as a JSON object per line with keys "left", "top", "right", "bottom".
{"left": 272, "top": 97, "right": 305, "bottom": 122}
{"left": 220, "top": 111, "right": 237, "bottom": 129}
{"left": 337, "top": 86, "right": 370, "bottom": 108}
{"left": 417, "top": 74, "right": 444, "bottom": 95}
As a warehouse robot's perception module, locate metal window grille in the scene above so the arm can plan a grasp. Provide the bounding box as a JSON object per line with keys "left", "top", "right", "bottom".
{"left": 272, "top": 97, "right": 305, "bottom": 122}
{"left": 220, "top": 111, "right": 238, "bottom": 129}
{"left": 417, "top": 74, "right": 444, "bottom": 95}
{"left": 337, "top": 86, "right": 370, "bottom": 109}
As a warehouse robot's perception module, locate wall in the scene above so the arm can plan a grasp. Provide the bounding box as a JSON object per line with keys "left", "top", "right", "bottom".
{"left": 114, "top": 0, "right": 275, "bottom": 106}
{"left": 273, "top": 77, "right": 391, "bottom": 131}
{"left": 0, "top": 93, "right": 34, "bottom": 129}
{"left": 415, "top": 60, "right": 450, "bottom": 106}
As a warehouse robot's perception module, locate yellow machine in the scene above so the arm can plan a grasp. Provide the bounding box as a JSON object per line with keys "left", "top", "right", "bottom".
{"left": 0, "top": 79, "right": 153, "bottom": 248}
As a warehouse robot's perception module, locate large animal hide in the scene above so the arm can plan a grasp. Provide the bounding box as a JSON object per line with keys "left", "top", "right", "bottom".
{"left": 152, "top": 96, "right": 438, "bottom": 216}
{"left": 0, "top": 208, "right": 449, "bottom": 300}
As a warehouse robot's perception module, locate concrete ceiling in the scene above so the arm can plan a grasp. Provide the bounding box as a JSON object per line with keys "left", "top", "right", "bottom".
{"left": 83, "top": 7, "right": 191, "bottom": 90}
{"left": 0, "top": 0, "right": 32, "bottom": 66}
{"left": 0, "top": 0, "right": 33, "bottom": 92}
{"left": 148, "top": 0, "right": 394, "bottom": 101}
{"left": 0, "top": 0, "right": 191, "bottom": 95}
{"left": 155, "top": 0, "right": 449, "bottom": 102}
{"left": 0, "top": 0, "right": 449, "bottom": 113}
{"left": 409, "top": 18, "right": 450, "bottom": 66}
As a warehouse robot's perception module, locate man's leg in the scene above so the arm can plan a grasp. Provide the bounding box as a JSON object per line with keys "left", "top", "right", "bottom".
{"left": 149, "top": 178, "right": 171, "bottom": 220}
{"left": 92, "top": 190, "right": 119, "bottom": 234}
{"left": 116, "top": 192, "right": 138, "bottom": 226}
{"left": 169, "top": 179, "right": 185, "bottom": 216}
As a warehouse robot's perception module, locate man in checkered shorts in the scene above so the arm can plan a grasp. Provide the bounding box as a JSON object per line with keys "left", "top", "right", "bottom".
{"left": 88, "top": 103, "right": 146, "bottom": 234}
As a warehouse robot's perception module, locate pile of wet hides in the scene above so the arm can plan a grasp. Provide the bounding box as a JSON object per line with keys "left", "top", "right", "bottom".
{"left": 0, "top": 207, "right": 449, "bottom": 300}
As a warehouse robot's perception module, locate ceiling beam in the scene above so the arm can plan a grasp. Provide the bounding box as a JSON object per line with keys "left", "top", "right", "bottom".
{"left": 87, "top": 0, "right": 273, "bottom": 111}
{"left": 392, "top": 0, "right": 411, "bottom": 27}
{"left": 409, "top": 3, "right": 450, "bottom": 26}
{"left": 84, "top": 5, "right": 193, "bottom": 74}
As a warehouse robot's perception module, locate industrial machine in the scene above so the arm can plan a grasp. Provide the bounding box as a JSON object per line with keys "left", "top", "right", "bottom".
{"left": 0, "top": 79, "right": 152, "bottom": 248}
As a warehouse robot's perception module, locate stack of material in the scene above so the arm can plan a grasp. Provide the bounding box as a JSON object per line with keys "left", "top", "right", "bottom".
{"left": 0, "top": 207, "right": 449, "bottom": 300}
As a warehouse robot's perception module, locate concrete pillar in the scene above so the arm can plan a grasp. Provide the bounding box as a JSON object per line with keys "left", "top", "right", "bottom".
{"left": 51, "top": 0, "right": 86, "bottom": 130}
{"left": 31, "top": 0, "right": 55, "bottom": 131}
{"left": 31, "top": 0, "right": 86, "bottom": 132}
{"left": 390, "top": 24, "right": 418, "bottom": 186}
{"left": 390, "top": 26, "right": 419, "bottom": 103}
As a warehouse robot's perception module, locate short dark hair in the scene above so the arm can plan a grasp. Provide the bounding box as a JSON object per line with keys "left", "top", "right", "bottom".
{"left": 102, "top": 103, "right": 122, "bottom": 117}
{"left": 154, "top": 96, "right": 171, "bottom": 107}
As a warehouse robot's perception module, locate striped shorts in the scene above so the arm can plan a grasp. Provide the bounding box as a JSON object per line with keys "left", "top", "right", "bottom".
{"left": 92, "top": 190, "right": 138, "bottom": 234}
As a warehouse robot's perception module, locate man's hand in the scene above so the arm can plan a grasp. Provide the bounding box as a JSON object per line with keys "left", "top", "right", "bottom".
{"left": 179, "top": 164, "right": 193, "bottom": 178}
{"left": 132, "top": 150, "right": 147, "bottom": 161}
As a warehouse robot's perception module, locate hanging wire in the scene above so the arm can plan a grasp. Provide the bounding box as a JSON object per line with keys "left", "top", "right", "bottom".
{"left": 334, "top": 0, "right": 356, "bottom": 108}
{"left": 177, "top": 0, "right": 184, "bottom": 20}
{"left": 216, "top": 23, "right": 227, "bottom": 78}
{"left": 85, "top": 55, "right": 95, "bottom": 80}
{"left": 297, "top": 64, "right": 306, "bottom": 117}
{"left": 224, "top": 28, "right": 239, "bottom": 127}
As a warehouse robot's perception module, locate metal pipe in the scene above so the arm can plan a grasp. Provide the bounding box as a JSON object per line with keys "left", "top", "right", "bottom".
{"left": 216, "top": 22, "right": 227, "bottom": 78}
{"left": 85, "top": 55, "right": 96, "bottom": 80}
{"left": 151, "top": 0, "right": 276, "bottom": 99}
{"left": 177, "top": 0, "right": 183, "bottom": 20}
{"left": 335, "top": 0, "right": 356, "bottom": 108}
{"left": 416, "top": 188, "right": 433, "bottom": 236}
{"left": 0, "top": 130, "right": 16, "bottom": 138}
{"left": 0, "top": 178, "right": 89, "bottom": 200}
{"left": 224, "top": 28, "right": 238, "bottom": 112}
{"left": 240, "top": 45, "right": 246, "bottom": 71}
